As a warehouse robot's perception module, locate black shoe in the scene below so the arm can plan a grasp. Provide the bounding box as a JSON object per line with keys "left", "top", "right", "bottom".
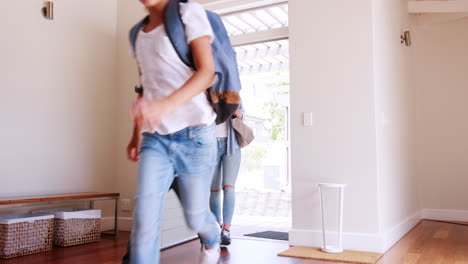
{"left": 221, "top": 229, "right": 231, "bottom": 246}
{"left": 122, "top": 242, "right": 130, "bottom": 264}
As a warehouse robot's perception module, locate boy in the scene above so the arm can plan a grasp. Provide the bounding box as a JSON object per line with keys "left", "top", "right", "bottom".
{"left": 128, "top": 0, "right": 221, "bottom": 263}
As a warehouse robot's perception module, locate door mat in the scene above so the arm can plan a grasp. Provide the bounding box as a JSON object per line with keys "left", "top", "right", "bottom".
{"left": 244, "top": 231, "right": 288, "bottom": 241}
{"left": 278, "top": 246, "right": 382, "bottom": 264}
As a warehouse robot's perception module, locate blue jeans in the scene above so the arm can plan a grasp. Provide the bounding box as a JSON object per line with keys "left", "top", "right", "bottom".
{"left": 209, "top": 138, "right": 241, "bottom": 226}
{"left": 130, "top": 124, "right": 220, "bottom": 264}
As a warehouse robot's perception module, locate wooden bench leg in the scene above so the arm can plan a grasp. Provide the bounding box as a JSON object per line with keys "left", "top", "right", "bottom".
{"left": 113, "top": 197, "right": 119, "bottom": 236}
{"left": 97, "top": 198, "right": 119, "bottom": 236}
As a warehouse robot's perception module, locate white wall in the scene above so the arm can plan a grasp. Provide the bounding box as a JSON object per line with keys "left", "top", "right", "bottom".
{"left": 289, "top": 0, "right": 426, "bottom": 253}
{"left": 289, "top": 0, "right": 383, "bottom": 252}
{"left": 372, "top": 0, "right": 420, "bottom": 250}
{"left": 0, "top": 1, "right": 118, "bottom": 197}
{"left": 410, "top": 14, "right": 468, "bottom": 221}
{"left": 115, "top": 0, "right": 196, "bottom": 247}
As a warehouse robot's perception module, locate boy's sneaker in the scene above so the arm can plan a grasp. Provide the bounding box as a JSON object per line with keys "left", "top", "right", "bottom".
{"left": 221, "top": 229, "right": 231, "bottom": 246}
{"left": 200, "top": 244, "right": 220, "bottom": 264}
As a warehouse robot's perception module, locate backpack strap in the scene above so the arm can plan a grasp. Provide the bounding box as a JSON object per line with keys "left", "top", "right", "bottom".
{"left": 165, "top": 0, "right": 225, "bottom": 124}
{"left": 129, "top": 16, "right": 148, "bottom": 53}
{"left": 130, "top": 0, "right": 233, "bottom": 125}
{"left": 164, "top": 0, "right": 195, "bottom": 69}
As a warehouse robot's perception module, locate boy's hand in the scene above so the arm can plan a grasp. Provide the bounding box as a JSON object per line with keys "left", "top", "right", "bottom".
{"left": 127, "top": 134, "right": 140, "bottom": 162}
{"left": 131, "top": 98, "right": 173, "bottom": 129}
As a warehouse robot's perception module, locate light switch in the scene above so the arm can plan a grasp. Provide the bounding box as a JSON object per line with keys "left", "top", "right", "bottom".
{"left": 303, "top": 112, "right": 313, "bottom": 127}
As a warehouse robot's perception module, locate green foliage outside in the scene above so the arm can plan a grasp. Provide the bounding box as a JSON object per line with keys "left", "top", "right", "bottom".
{"left": 263, "top": 102, "right": 286, "bottom": 141}
{"left": 263, "top": 77, "right": 289, "bottom": 141}
{"left": 239, "top": 73, "right": 290, "bottom": 182}
{"left": 241, "top": 142, "right": 268, "bottom": 172}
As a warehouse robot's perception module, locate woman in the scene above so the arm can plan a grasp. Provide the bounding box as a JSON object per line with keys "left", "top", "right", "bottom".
{"left": 210, "top": 108, "right": 243, "bottom": 246}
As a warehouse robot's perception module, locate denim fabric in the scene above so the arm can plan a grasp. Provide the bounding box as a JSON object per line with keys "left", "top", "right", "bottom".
{"left": 209, "top": 137, "right": 241, "bottom": 225}
{"left": 226, "top": 118, "right": 240, "bottom": 156}
{"left": 130, "top": 124, "right": 220, "bottom": 264}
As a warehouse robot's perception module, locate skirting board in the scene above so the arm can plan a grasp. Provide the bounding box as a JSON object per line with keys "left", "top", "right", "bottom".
{"left": 101, "top": 216, "right": 133, "bottom": 232}
{"left": 422, "top": 209, "right": 468, "bottom": 222}
{"left": 117, "top": 209, "right": 465, "bottom": 253}
{"left": 116, "top": 210, "right": 467, "bottom": 233}
{"left": 289, "top": 212, "right": 421, "bottom": 253}
{"left": 111, "top": 217, "right": 198, "bottom": 250}
{"left": 101, "top": 216, "right": 119, "bottom": 232}
{"left": 289, "top": 228, "right": 384, "bottom": 253}
{"left": 380, "top": 212, "right": 421, "bottom": 252}
{"left": 118, "top": 216, "right": 133, "bottom": 231}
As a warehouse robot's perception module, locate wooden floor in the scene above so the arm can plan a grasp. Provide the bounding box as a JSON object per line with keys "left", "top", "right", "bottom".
{"left": 1, "top": 220, "right": 467, "bottom": 264}
{"left": 376, "top": 220, "right": 468, "bottom": 264}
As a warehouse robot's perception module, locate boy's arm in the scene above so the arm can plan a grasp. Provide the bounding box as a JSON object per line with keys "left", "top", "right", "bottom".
{"left": 127, "top": 68, "right": 143, "bottom": 162}
{"left": 168, "top": 35, "right": 215, "bottom": 106}
{"left": 132, "top": 36, "right": 215, "bottom": 128}
{"left": 127, "top": 121, "right": 140, "bottom": 162}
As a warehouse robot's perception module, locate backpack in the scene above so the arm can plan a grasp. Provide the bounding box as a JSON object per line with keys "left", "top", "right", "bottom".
{"left": 129, "top": 0, "right": 242, "bottom": 125}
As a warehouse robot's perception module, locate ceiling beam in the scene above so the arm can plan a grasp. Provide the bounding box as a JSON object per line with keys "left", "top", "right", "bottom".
{"left": 230, "top": 27, "right": 288, "bottom": 47}
{"left": 195, "top": 0, "right": 288, "bottom": 15}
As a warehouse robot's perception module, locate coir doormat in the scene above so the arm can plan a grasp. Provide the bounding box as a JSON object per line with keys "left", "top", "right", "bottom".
{"left": 278, "top": 246, "right": 382, "bottom": 264}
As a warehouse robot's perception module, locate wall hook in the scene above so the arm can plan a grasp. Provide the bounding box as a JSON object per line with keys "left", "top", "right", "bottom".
{"left": 41, "top": 1, "right": 54, "bottom": 20}
{"left": 400, "top": 31, "right": 411, "bottom": 46}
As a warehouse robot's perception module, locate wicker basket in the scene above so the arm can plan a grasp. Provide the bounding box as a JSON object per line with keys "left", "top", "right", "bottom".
{"left": 0, "top": 213, "right": 54, "bottom": 259}
{"left": 40, "top": 208, "right": 102, "bottom": 247}
{"left": 48, "top": 209, "right": 101, "bottom": 247}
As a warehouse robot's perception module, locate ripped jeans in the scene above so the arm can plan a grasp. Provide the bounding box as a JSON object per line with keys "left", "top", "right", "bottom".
{"left": 130, "top": 124, "right": 220, "bottom": 264}
{"left": 209, "top": 137, "right": 241, "bottom": 226}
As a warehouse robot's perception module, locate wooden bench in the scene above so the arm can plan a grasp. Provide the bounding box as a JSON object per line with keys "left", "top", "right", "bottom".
{"left": 0, "top": 192, "right": 120, "bottom": 236}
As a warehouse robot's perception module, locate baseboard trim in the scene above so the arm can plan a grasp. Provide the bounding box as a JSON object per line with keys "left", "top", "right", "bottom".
{"left": 380, "top": 211, "right": 421, "bottom": 252}
{"left": 116, "top": 209, "right": 462, "bottom": 253}
{"left": 160, "top": 236, "right": 198, "bottom": 250}
{"left": 101, "top": 216, "right": 115, "bottom": 232}
{"left": 100, "top": 216, "right": 133, "bottom": 232}
{"left": 422, "top": 208, "right": 468, "bottom": 222}
{"left": 118, "top": 216, "right": 133, "bottom": 231}
{"left": 289, "top": 228, "right": 384, "bottom": 253}
{"left": 289, "top": 211, "right": 422, "bottom": 253}
{"left": 113, "top": 217, "right": 198, "bottom": 249}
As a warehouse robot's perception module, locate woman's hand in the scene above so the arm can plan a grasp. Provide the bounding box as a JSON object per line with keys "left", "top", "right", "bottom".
{"left": 233, "top": 109, "right": 243, "bottom": 119}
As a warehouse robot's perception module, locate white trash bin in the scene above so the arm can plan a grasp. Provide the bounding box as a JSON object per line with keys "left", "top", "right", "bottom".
{"left": 317, "top": 183, "right": 346, "bottom": 253}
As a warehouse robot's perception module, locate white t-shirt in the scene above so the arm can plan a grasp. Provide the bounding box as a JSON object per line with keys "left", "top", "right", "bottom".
{"left": 215, "top": 121, "right": 228, "bottom": 138}
{"left": 133, "top": 2, "right": 216, "bottom": 135}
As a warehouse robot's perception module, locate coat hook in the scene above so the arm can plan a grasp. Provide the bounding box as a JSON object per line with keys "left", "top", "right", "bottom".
{"left": 400, "top": 31, "right": 411, "bottom": 46}
{"left": 41, "top": 1, "right": 54, "bottom": 20}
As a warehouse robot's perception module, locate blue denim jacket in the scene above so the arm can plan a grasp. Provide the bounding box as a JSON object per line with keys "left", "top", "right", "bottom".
{"left": 226, "top": 104, "right": 245, "bottom": 156}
